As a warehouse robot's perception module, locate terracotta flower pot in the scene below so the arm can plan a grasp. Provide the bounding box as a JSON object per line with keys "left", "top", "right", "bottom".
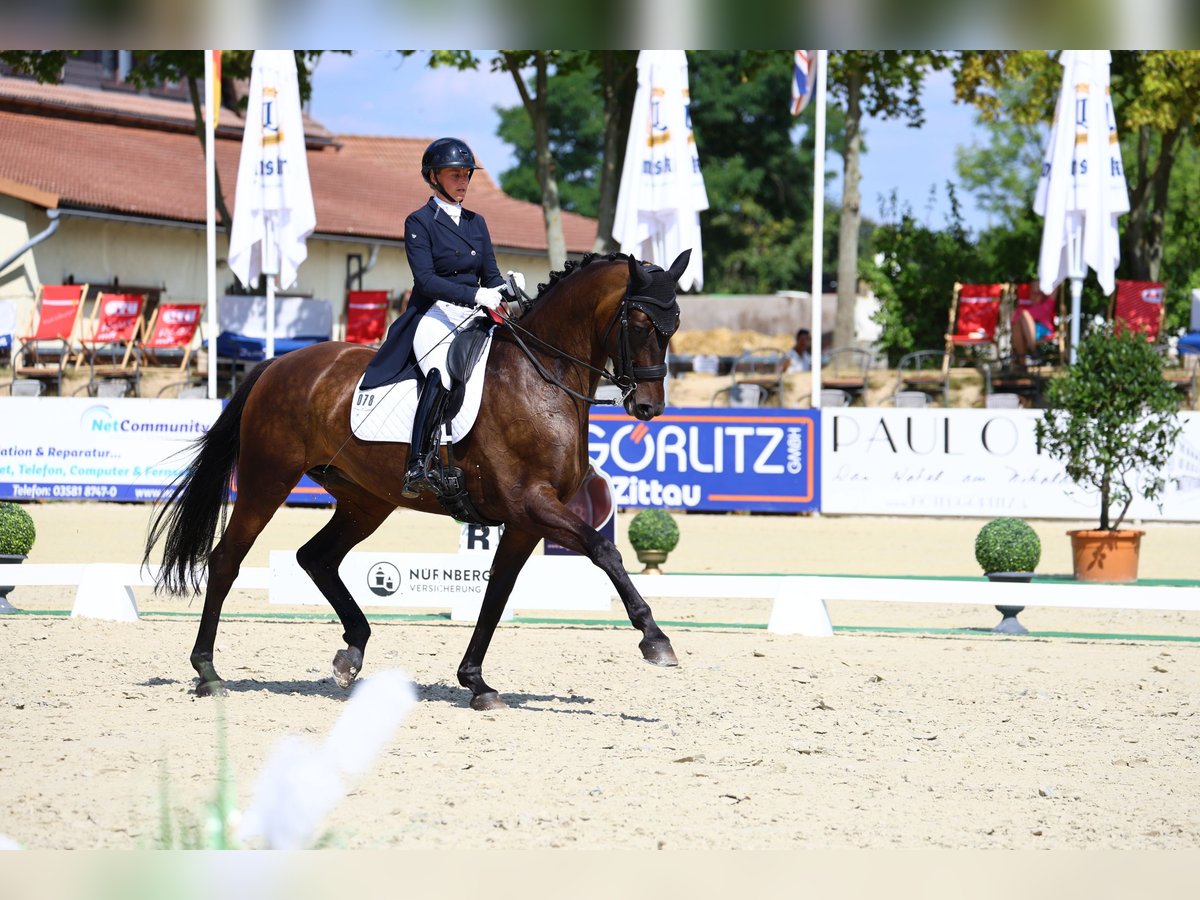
{"left": 1067, "top": 529, "right": 1144, "bottom": 583}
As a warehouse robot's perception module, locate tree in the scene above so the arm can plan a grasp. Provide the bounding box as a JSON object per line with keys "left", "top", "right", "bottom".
{"left": 825, "top": 51, "right": 951, "bottom": 349}
{"left": 954, "top": 50, "right": 1200, "bottom": 284}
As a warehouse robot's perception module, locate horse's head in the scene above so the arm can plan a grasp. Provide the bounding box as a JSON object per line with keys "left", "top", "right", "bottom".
{"left": 608, "top": 250, "right": 688, "bottom": 420}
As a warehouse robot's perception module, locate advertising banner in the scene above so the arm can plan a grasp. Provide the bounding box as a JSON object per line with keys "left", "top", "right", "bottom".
{"left": 587, "top": 406, "right": 820, "bottom": 512}
{"left": 821, "top": 407, "right": 1200, "bottom": 521}
{"left": 0, "top": 397, "right": 221, "bottom": 502}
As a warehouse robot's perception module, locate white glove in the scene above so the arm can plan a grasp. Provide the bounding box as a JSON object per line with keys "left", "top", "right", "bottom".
{"left": 475, "top": 286, "right": 503, "bottom": 311}
{"left": 504, "top": 270, "right": 526, "bottom": 294}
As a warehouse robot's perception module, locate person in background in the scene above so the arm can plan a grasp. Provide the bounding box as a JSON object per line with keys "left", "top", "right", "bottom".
{"left": 785, "top": 328, "right": 812, "bottom": 373}
{"left": 359, "top": 137, "right": 524, "bottom": 498}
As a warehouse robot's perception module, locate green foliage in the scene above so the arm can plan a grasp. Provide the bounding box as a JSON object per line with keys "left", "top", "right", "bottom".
{"left": 496, "top": 52, "right": 606, "bottom": 216}
{"left": 865, "top": 186, "right": 984, "bottom": 363}
{"left": 0, "top": 502, "right": 36, "bottom": 556}
{"left": 627, "top": 509, "right": 680, "bottom": 553}
{"left": 974, "top": 517, "right": 1041, "bottom": 574}
{"left": 1037, "top": 325, "right": 1182, "bottom": 530}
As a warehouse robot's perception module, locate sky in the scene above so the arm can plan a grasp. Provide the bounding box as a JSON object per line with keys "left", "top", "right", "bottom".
{"left": 308, "top": 51, "right": 996, "bottom": 235}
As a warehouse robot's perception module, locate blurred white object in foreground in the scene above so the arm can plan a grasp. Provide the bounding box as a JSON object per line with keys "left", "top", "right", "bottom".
{"left": 238, "top": 670, "right": 417, "bottom": 849}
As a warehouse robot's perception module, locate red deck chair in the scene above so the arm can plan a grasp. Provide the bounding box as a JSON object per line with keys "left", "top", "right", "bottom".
{"left": 945, "top": 282, "right": 1006, "bottom": 363}
{"left": 344, "top": 290, "right": 390, "bottom": 346}
{"left": 13, "top": 283, "right": 89, "bottom": 394}
{"left": 1111, "top": 280, "right": 1166, "bottom": 342}
{"left": 76, "top": 292, "right": 146, "bottom": 395}
{"left": 138, "top": 302, "right": 203, "bottom": 373}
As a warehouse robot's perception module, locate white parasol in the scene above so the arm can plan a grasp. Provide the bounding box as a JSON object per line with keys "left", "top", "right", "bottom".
{"left": 613, "top": 50, "right": 708, "bottom": 291}
{"left": 228, "top": 50, "right": 316, "bottom": 359}
{"left": 1034, "top": 50, "right": 1130, "bottom": 364}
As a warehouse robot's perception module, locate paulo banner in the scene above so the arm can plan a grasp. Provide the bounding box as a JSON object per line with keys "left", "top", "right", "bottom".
{"left": 587, "top": 406, "right": 819, "bottom": 512}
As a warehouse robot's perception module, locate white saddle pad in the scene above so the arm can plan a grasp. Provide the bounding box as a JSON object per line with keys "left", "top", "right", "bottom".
{"left": 350, "top": 331, "right": 493, "bottom": 444}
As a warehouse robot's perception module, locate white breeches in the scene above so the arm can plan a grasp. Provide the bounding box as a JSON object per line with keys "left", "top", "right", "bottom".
{"left": 413, "top": 301, "right": 481, "bottom": 388}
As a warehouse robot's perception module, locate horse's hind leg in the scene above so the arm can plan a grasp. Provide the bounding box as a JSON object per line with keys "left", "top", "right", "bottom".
{"left": 456, "top": 526, "right": 540, "bottom": 710}
{"left": 191, "top": 482, "right": 295, "bottom": 695}
{"left": 295, "top": 478, "right": 395, "bottom": 689}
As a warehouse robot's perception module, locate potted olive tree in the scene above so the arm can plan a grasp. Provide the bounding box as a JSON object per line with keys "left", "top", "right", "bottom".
{"left": 627, "top": 508, "right": 680, "bottom": 575}
{"left": 975, "top": 516, "right": 1042, "bottom": 634}
{"left": 0, "top": 501, "right": 37, "bottom": 612}
{"left": 1036, "top": 324, "right": 1182, "bottom": 582}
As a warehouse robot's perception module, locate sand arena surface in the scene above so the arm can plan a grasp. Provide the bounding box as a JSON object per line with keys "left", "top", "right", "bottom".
{"left": 2, "top": 503, "right": 1200, "bottom": 849}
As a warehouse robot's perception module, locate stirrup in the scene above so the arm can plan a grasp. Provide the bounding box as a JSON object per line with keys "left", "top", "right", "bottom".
{"left": 401, "top": 458, "right": 432, "bottom": 498}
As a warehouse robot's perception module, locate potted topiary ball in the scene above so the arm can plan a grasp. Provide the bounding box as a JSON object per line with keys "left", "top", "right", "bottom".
{"left": 0, "top": 501, "right": 37, "bottom": 611}
{"left": 627, "top": 508, "right": 680, "bottom": 575}
{"left": 975, "top": 516, "right": 1041, "bottom": 580}
{"left": 975, "top": 516, "right": 1040, "bottom": 635}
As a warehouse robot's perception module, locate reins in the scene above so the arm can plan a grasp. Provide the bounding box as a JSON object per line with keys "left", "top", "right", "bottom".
{"left": 495, "top": 270, "right": 675, "bottom": 406}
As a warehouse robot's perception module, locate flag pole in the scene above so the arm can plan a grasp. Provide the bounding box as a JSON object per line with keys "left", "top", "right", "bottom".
{"left": 809, "top": 50, "right": 828, "bottom": 406}
{"left": 204, "top": 50, "right": 218, "bottom": 400}
{"left": 265, "top": 219, "right": 276, "bottom": 359}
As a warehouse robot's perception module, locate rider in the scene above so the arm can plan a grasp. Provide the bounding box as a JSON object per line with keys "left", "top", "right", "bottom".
{"left": 359, "top": 137, "right": 525, "bottom": 499}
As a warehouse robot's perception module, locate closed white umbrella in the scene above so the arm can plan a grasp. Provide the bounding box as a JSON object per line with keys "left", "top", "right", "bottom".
{"left": 1034, "top": 50, "right": 1130, "bottom": 363}
{"left": 613, "top": 50, "right": 708, "bottom": 291}
{"left": 228, "top": 50, "right": 316, "bottom": 359}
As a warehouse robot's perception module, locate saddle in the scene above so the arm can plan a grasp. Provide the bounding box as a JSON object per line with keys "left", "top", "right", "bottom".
{"left": 426, "top": 317, "right": 502, "bottom": 527}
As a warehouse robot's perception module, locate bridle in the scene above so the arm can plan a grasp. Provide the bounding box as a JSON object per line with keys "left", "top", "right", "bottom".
{"left": 498, "top": 269, "right": 679, "bottom": 406}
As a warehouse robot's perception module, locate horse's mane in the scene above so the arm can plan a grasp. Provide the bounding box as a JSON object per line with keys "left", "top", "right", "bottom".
{"left": 531, "top": 251, "right": 633, "bottom": 307}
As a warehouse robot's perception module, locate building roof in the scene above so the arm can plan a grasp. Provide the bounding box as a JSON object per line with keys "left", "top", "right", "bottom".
{"left": 0, "top": 76, "right": 598, "bottom": 254}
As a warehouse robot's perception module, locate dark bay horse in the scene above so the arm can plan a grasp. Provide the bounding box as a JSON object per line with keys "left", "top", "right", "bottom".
{"left": 144, "top": 250, "right": 689, "bottom": 710}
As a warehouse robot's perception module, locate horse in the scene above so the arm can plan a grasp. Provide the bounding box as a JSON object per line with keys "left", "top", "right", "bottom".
{"left": 144, "top": 250, "right": 690, "bottom": 710}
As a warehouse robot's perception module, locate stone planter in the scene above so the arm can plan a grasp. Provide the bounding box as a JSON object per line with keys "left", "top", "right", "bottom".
{"left": 985, "top": 571, "right": 1033, "bottom": 634}
{"left": 0, "top": 553, "right": 25, "bottom": 613}
{"left": 635, "top": 548, "right": 669, "bottom": 575}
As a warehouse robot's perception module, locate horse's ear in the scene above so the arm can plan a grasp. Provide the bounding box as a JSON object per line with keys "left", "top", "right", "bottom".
{"left": 667, "top": 249, "right": 692, "bottom": 284}
{"left": 628, "top": 254, "right": 652, "bottom": 291}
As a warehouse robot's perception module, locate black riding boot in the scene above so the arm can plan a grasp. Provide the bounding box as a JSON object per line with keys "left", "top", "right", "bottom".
{"left": 402, "top": 370, "right": 451, "bottom": 499}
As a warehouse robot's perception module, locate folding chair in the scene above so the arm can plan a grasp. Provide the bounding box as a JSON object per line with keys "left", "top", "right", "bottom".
{"left": 1111, "top": 280, "right": 1166, "bottom": 342}
{"left": 894, "top": 391, "right": 929, "bottom": 408}
{"left": 1110, "top": 279, "right": 1194, "bottom": 407}
{"left": 823, "top": 347, "right": 872, "bottom": 405}
{"left": 138, "top": 302, "right": 203, "bottom": 374}
{"left": 75, "top": 292, "right": 145, "bottom": 396}
{"left": 729, "top": 348, "right": 787, "bottom": 406}
{"left": 945, "top": 282, "right": 1006, "bottom": 364}
{"left": 13, "top": 283, "right": 89, "bottom": 395}
{"left": 343, "top": 290, "right": 390, "bottom": 347}
{"left": 895, "top": 349, "right": 950, "bottom": 407}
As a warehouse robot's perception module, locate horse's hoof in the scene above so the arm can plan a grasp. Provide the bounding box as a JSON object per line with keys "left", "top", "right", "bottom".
{"left": 195, "top": 679, "right": 226, "bottom": 697}
{"left": 470, "top": 691, "right": 508, "bottom": 711}
{"left": 639, "top": 638, "right": 679, "bottom": 667}
{"left": 332, "top": 647, "right": 364, "bottom": 690}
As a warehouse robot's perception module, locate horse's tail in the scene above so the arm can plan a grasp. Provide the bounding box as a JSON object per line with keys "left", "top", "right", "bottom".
{"left": 143, "top": 360, "right": 276, "bottom": 596}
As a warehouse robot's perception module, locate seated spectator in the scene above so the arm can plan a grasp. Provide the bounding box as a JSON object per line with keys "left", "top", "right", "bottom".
{"left": 786, "top": 328, "right": 812, "bottom": 372}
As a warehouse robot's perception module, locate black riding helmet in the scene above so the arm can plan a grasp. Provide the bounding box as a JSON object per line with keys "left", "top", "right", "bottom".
{"left": 421, "top": 137, "right": 480, "bottom": 203}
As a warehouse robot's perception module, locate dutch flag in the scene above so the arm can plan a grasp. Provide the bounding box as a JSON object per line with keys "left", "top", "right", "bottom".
{"left": 791, "top": 50, "right": 815, "bottom": 116}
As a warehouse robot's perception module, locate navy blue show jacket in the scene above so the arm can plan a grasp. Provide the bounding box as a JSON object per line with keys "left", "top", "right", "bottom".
{"left": 360, "top": 198, "right": 503, "bottom": 389}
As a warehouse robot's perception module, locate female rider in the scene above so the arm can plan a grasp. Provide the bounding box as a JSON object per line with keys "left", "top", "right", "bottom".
{"left": 360, "top": 137, "right": 524, "bottom": 498}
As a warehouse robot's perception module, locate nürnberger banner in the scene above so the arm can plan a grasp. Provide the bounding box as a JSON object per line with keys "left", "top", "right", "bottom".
{"left": 821, "top": 408, "right": 1200, "bottom": 521}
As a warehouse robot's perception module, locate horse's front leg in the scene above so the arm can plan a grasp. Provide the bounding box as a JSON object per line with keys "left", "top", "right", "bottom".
{"left": 457, "top": 526, "right": 540, "bottom": 710}
{"left": 526, "top": 492, "right": 678, "bottom": 667}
